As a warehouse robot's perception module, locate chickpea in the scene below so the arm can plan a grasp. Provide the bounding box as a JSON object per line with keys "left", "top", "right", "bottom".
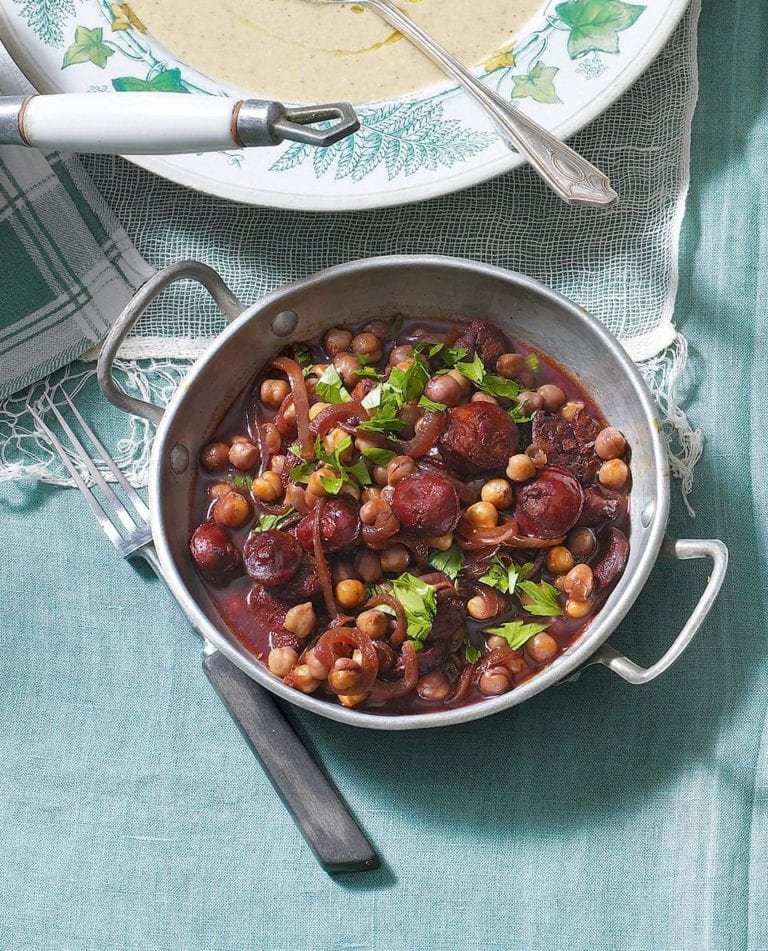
{"left": 308, "top": 400, "right": 331, "bottom": 421}
{"left": 260, "top": 378, "right": 290, "bottom": 409}
{"left": 335, "top": 579, "right": 366, "bottom": 610}
{"left": 424, "top": 373, "right": 463, "bottom": 407}
{"left": 332, "top": 561, "right": 358, "bottom": 584}
{"left": 595, "top": 427, "right": 627, "bottom": 460}
{"left": 486, "top": 635, "right": 508, "bottom": 651}
{"left": 446, "top": 368, "right": 472, "bottom": 395}
{"left": 537, "top": 384, "right": 567, "bottom": 413}
{"left": 481, "top": 478, "right": 513, "bottom": 509}
{"left": 553, "top": 574, "right": 568, "bottom": 592}
{"left": 355, "top": 434, "right": 381, "bottom": 454}
{"left": 399, "top": 404, "right": 420, "bottom": 437}
{"left": 567, "top": 527, "right": 596, "bottom": 558}
{"left": 361, "top": 486, "right": 383, "bottom": 505}
{"left": 565, "top": 597, "right": 593, "bottom": 619}
{"left": 465, "top": 501, "right": 499, "bottom": 529}
{"left": 285, "top": 482, "right": 309, "bottom": 514}
{"left": 324, "top": 428, "right": 353, "bottom": 463}
{"left": 338, "top": 693, "right": 369, "bottom": 709}
{"left": 307, "top": 466, "right": 337, "bottom": 498}
{"left": 352, "top": 332, "right": 382, "bottom": 362}
{"left": 387, "top": 455, "right": 416, "bottom": 486}
{"left": 200, "top": 441, "right": 230, "bottom": 472}
{"left": 340, "top": 481, "right": 361, "bottom": 501}
{"left": 281, "top": 401, "right": 297, "bottom": 430}
{"left": 496, "top": 352, "right": 525, "bottom": 379}
{"left": 252, "top": 470, "right": 283, "bottom": 502}
{"left": 479, "top": 667, "right": 513, "bottom": 696}
{"left": 304, "top": 489, "right": 322, "bottom": 511}
{"left": 212, "top": 491, "right": 251, "bottom": 529}
{"left": 284, "top": 602, "right": 316, "bottom": 639}
{"left": 389, "top": 344, "right": 414, "bottom": 365}
{"left": 517, "top": 390, "right": 544, "bottom": 415}
{"left": 207, "top": 481, "right": 231, "bottom": 501}
{"left": 261, "top": 423, "right": 282, "bottom": 455}
{"left": 310, "top": 363, "right": 330, "bottom": 379}
{"left": 598, "top": 458, "right": 630, "bottom": 491}
{"left": 416, "top": 671, "right": 451, "bottom": 701}
{"left": 516, "top": 371, "right": 536, "bottom": 389}
{"left": 526, "top": 632, "right": 558, "bottom": 664}
{"left": 333, "top": 352, "right": 362, "bottom": 387}
{"left": 546, "top": 545, "right": 575, "bottom": 575}
{"left": 329, "top": 657, "right": 362, "bottom": 694}
{"left": 561, "top": 401, "right": 585, "bottom": 421}
{"left": 527, "top": 446, "right": 548, "bottom": 470}
{"left": 355, "top": 549, "right": 383, "bottom": 583}
{"left": 270, "top": 454, "right": 287, "bottom": 476}
{"left": 380, "top": 544, "right": 410, "bottom": 574}
{"left": 291, "top": 664, "right": 320, "bottom": 693}
{"left": 356, "top": 609, "right": 389, "bottom": 639}
{"left": 323, "top": 327, "right": 353, "bottom": 356}
{"left": 563, "top": 563, "right": 594, "bottom": 601}
{"left": 372, "top": 465, "right": 389, "bottom": 487}
{"left": 268, "top": 646, "right": 298, "bottom": 678}
{"left": 305, "top": 648, "right": 330, "bottom": 681}
{"left": 363, "top": 319, "right": 390, "bottom": 340}
{"left": 467, "top": 594, "right": 499, "bottom": 620}
{"left": 506, "top": 453, "right": 536, "bottom": 483}
{"left": 426, "top": 533, "right": 454, "bottom": 551}
{"left": 360, "top": 497, "right": 391, "bottom": 526}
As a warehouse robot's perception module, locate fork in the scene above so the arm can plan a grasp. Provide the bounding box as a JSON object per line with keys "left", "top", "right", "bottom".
{"left": 29, "top": 391, "right": 378, "bottom": 875}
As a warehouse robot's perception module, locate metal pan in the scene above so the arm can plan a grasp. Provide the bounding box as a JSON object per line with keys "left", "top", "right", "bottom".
{"left": 98, "top": 255, "right": 728, "bottom": 730}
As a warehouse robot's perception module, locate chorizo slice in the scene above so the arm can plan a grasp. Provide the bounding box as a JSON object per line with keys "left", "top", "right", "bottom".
{"left": 530, "top": 409, "right": 601, "bottom": 485}
{"left": 295, "top": 496, "right": 361, "bottom": 553}
{"left": 578, "top": 485, "right": 627, "bottom": 527}
{"left": 592, "top": 528, "right": 630, "bottom": 592}
{"left": 391, "top": 472, "right": 460, "bottom": 536}
{"left": 439, "top": 402, "right": 519, "bottom": 475}
{"left": 515, "top": 466, "right": 585, "bottom": 539}
{"left": 243, "top": 529, "right": 302, "bottom": 586}
{"left": 189, "top": 522, "right": 241, "bottom": 584}
{"left": 454, "top": 320, "right": 509, "bottom": 367}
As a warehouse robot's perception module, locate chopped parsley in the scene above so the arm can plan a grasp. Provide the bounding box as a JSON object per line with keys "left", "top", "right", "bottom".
{"left": 228, "top": 474, "right": 253, "bottom": 491}
{"left": 288, "top": 436, "right": 371, "bottom": 492}
{"left": 483, "top": 620, "right": 551, "bottom": 651}
{"left": 315, "top": 364, "right": 351, "bottom": 404}
{"left": 378, "top": 572, "right": 438, "bottom": 644}
{"left": 518, "top": 580, "right": 564, "bottom": 617}
{"left": 252, "top": 508, "right": 296, "bottom": 532}
{"left": 292, "top": 343, "right": 313, "bottom": 376}
{"left": 418, "top": 395, "right": 447, "bottom": 413}
{"left": 525, "top": 353, "right": 540, "bottom": 371}
{"left": 464, "top": 644, "right": 482, "bottom": 664}
{"left": 454, "top": 353, "right": 522, "bottom": 401}
{"left": 478, "top": 558, "right": 533, "bottom": 595}
{"left": 428, "top": 543, "right": 464, "bottom": 581}
{"left": 361, "top": 447, "right": 397, "bottom": 467}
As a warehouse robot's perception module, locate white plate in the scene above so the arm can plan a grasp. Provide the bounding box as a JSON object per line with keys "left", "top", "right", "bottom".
{"left": 0, "top": 0, "right": 689, "bottom": 210}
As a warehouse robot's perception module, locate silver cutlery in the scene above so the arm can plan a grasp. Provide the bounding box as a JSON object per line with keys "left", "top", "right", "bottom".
{"left": 310, "top": 0, "right": 617, "bottom": 207}
{"left": 29, "top": 390, "right": 378, "bottom": 875}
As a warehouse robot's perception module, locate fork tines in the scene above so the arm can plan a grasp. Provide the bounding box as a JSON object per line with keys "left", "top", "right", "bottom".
{"left": 29, "top": 391, "right": 152, "bottom": 556}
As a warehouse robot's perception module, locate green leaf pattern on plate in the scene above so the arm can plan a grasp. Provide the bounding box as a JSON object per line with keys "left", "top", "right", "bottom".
{"left": 12, "top": 0, "right": 647, "bottom": 181}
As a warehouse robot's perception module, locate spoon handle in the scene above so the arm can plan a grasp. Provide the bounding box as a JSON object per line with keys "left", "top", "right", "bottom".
{"left": 358, "top": 0, "right": 617, "bottom": 208}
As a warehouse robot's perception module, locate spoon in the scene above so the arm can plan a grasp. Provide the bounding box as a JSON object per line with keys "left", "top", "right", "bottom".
{"left": 311, "top": 0, "right": 618, "bottom": 208}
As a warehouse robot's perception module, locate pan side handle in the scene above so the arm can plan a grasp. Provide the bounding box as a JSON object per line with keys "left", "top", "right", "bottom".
{"left": 97, "top": 261, "right": 244, "bottom": 424}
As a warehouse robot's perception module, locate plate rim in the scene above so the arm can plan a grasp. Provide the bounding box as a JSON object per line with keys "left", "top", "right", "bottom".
{"left": 0, "top": 0, "right": 692, "bottom": 211}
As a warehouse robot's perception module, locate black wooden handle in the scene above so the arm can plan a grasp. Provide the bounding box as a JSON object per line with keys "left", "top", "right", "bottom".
{"left": 202, "top": 648, "right": 379, "bottom": 874}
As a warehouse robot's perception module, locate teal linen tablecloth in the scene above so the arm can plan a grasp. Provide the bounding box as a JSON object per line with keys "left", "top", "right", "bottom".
{"left": 1, "top": 1, "right": 765, "bottom": 947}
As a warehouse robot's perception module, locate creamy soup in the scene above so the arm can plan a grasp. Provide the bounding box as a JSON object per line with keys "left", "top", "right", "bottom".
{"left": 129, "top": 0, "right": 541, "bottom": 103}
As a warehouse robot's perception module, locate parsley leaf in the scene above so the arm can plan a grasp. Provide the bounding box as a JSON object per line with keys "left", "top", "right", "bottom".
{"left": 252, "top": 508, "right": 296, "bottom": 532}
{"left": 464, "top": 644, "right": 482, "bottom": 664}
{"left": 428, "top": 544, "right": 464, "bottom": 581}
{"left": 509, "top": 403, "right": 534, "bottom": 424}
{"left": 292, "top": 344, "right": 313, "bottom": 376}
{"left": 360, "top": 384, "right": 382, "bottom": 411}
{"left": 518, "top": 580, "right": 564, "bottom": 617}
{"left": 315, "top": 364, "right": 351, "bottom": 404}
{"left": 228, "top": 474, "right": 252, "bottom": 491}
{"left": 454, "top": 353, "right": 521, "bottom": 400}
{"left": 382, "top": 573, "right": 438, "bottom": 642}
{"left": 483, "top": 620, "right": 551, "bottom": 650}
{"left": 319, "top": 472, "right": 344, "bottom": 495}
{"left": 525, "top": 353, "right": 540, "bottom": 371}
{"left": 361, "top": 447, "right": 397, "bottom": 467}
{"left": 479, "top": 558, "right": 533, "bottom": 595}
{"left": 388, "top": 359, "right": 430, "bottom": 404}
{"left": 441, "top": 346, "right": 469, "bottom": 367}
{"left": 418, "top": 395, "right": 447, "bottom": 413}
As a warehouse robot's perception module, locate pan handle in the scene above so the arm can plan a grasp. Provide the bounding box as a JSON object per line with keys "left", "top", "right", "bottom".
{"left": 591, "top": 535, "right": 728, "bottom": 684}
{"left": 97, "top": 260, "right": 244, "bottom": 425}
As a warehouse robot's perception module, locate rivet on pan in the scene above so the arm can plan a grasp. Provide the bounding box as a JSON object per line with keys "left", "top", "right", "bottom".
{"left": 170, "top": 444, "right": 189, "bottom": 474}
{"left": 641, "top": 500, "right": 654, "bottom": 527}
{"left": 272, "top": 310, "right": 299, "bottom": 337}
